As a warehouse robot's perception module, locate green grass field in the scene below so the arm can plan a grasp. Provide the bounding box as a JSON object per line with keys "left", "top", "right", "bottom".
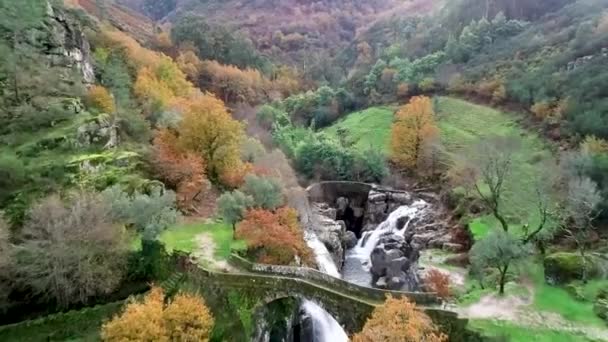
{"left": 435, "top": 96, "right": 556, "bottom": 240}
{"left": 320, "top": 98, "right": 557, "bottom": 240}
{"left": 469, "top": 320, "right": 593, "bottom": 342}
{"left": 159, "top": 221, "right": 246, "bottom": 260}
{"left": 321, "top": 106, "right": 395, "bottom": 154}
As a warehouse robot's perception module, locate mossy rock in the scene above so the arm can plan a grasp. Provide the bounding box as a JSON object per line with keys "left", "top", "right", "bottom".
{"left": 594, "top": 298, "right": 608, "bottom": 323}
{"left": 543, "top": 252, "right": 598, "bottom": 285}
{"left": 565, "top": 283, "right": 586, "bottom": 301}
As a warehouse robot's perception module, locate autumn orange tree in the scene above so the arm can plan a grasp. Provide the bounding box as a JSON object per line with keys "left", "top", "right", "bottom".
{"left": 352, "top": 296, "right": 447, "bottom": 342}
{"left": 152, "top": 129, "right": 208, "bottom": 210}
{"left": 173, "top": 93, "right": 244, "bottom": 182}
{"left": 390, "top": 96, "right": 439, "bottom": 170}
{"left": 102, "top": 287, "right": 214, "bottom": 342}
{"left": 236, "top": 207, "right": 313, "bottom": 266}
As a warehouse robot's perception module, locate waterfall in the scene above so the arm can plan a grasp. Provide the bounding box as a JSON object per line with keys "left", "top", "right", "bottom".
{"left": 342, "top": 200, "right": 426, "bottom": 286}
{"left": 304, "top": 231, "right": 341, "bottom": 278}
{"left": 300, "top": 300, "right": 349, "bottom": 342}
{"left": 349, "top": 200, "right": 427, "bottom": 261}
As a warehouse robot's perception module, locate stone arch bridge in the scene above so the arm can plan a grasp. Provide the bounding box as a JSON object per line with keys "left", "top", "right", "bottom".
{"left": 172, "top": 254, "right": 482, "bottom": 341}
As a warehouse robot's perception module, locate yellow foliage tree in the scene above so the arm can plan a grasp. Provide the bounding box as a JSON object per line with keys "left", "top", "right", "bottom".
{"left": 163, "top": 292, "right": 215, "bottom": 341}
{"left": 390, "top": 96, "right": 439, "bottom": 170}
{"left": 177, "top": 50, "right": 204, "bottom": 80}
{"left": 102, "top": 287, "right": 214, "bottom": 342}
{"left": 352, "top": 296, "right": 447, "bottom": 342}
{"left": 86, "top": 85, "right": 115, "bottom": 113}
{"left": 174, "top": 93, "right": 244, "bottom": 181}
{"left": 101, "top": 287, "right": 167, "bottom": 341}
{"left": 134, "top": 66, "right": 176, "bottom": 112}
{"left": 102, "top": 28, "right": 194, "bottom": 113}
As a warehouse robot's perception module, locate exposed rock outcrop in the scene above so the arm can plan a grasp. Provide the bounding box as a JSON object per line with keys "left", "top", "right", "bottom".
{"left": 44, "top": 2, "right": 94, "bottom": 83}
{"left": 311, "top": 203, "right": 346, "bottom": 270}
{"left": 370, "top": 234, "right": 420, "bottom": 291}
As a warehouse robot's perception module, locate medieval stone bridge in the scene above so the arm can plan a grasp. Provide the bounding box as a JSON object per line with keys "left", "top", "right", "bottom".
{"left": 173, "top": 254, "right": 482, "bottom": 340}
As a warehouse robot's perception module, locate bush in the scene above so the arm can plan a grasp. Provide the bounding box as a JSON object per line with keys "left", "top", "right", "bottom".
{"left": 424, "top": 269, "right": 452, "bottom": 300}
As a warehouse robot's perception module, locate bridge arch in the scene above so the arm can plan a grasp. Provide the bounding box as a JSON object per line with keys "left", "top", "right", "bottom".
{"left": 251, "top": 293, "right": 353, "bottom": 341}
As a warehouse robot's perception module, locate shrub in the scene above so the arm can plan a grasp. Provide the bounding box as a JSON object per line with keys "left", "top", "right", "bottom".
{"left": 236, "top": 208, "right": 313, "bottom": 266}
{"left": 423, "top": 269, "right": 451, "bottom": 300}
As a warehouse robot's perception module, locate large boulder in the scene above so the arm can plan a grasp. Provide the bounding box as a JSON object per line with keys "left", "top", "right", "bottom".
{"left": 342, "top": 231, "right": 358, "bottom": 249}
{"left": 543, "top": 252, "right": 598, "bottom": 285}
{"left": 594, "top": 288, "right": 608, "bottom": 323}
{"left": 369, "top": 234, "right": 420, "bottom": 290}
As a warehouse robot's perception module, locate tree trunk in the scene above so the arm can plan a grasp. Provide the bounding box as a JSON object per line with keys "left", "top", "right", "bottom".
{"left": 581, "top": 248, "right": 588, "bottom": 284}
{"left": 494, "top": 209, "right": 509, "bottom": 232}
{"left": 536, "top": 239, "right": 546, "bottom": 257}
{"left": 232, "top": 222, "right": 236, "bottom": 240}
{"left": 499, "top": 264, "right": 509, "bottom": 295}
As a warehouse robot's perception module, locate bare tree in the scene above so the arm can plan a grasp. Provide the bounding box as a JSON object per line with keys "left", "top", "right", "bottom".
{"left": 452, "top": 135, "right": 519, "bottom": 232}
{"left": 561, "top": 176, "right": 602, "bottom": 283}
{"left": 521, "top": 162, "right": 557, "bottom": 247}
{"left": 13, "top": 192, "right": 128, "bottom": 308}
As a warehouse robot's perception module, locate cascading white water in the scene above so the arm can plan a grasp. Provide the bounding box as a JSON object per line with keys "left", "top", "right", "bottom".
{"left": 301, "top": 300, "right": 349, "bottom": 342}
{"left": 304, "top": 231, "right": 341, "bottom": 278}
{"left": 350, "top": 200, "right": 427, "bottom": 261}
{"left": 342, "top": 200, "right": 427, "bottom": 286}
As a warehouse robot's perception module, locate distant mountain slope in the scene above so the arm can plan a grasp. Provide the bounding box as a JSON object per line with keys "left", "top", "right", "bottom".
{"left": 74, "top": 0, "right": 155, "bottom": 42}
{"left": 153, "top": 0, "right": 439, "bottom": 80}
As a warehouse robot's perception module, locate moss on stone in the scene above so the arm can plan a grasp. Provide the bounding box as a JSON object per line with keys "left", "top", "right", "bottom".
{"left": 544, "top": 252, "right": 598, "bottom": 284}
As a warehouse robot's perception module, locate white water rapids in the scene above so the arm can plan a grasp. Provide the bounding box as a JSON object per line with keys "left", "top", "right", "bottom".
{"left": 301, "top": 300, "right": 349, "bottom": 342}
{"left": 304, "top": 231, "right": 341, "bottom": 278}
{"left": 302, "top": 227, "right": 346, "bottom": 340}
{"left": 342, "top": 200, "right": 427, "bottom": 286}
{"left": 298, "top": 200, "right": 427, "bottom": 341}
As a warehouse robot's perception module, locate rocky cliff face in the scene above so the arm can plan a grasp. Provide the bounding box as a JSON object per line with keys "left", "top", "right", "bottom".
{"left": 44, "top": 2, "right": 94, "bottom": 84}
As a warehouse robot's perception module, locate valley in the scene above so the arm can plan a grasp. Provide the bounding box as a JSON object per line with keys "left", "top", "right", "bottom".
{"left": 1, "top": 0, "right": 608, "bottom": 341}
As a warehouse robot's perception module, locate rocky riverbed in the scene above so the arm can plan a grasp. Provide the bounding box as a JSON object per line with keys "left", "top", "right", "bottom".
{"left": 306, "top": 182, "right": 459, "bottom": 291}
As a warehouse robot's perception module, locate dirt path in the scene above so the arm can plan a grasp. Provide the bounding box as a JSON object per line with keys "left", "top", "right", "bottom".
{"left": 456, "top": 283, "right": 608, "bottom": 341}
{"left": 190, "top": 233, "right": 235, "bottom": 272}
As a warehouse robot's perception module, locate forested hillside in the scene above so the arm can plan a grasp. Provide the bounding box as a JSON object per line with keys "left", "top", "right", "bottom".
{"left": 2, "top": 0, "right": 608, "bottom": 341}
